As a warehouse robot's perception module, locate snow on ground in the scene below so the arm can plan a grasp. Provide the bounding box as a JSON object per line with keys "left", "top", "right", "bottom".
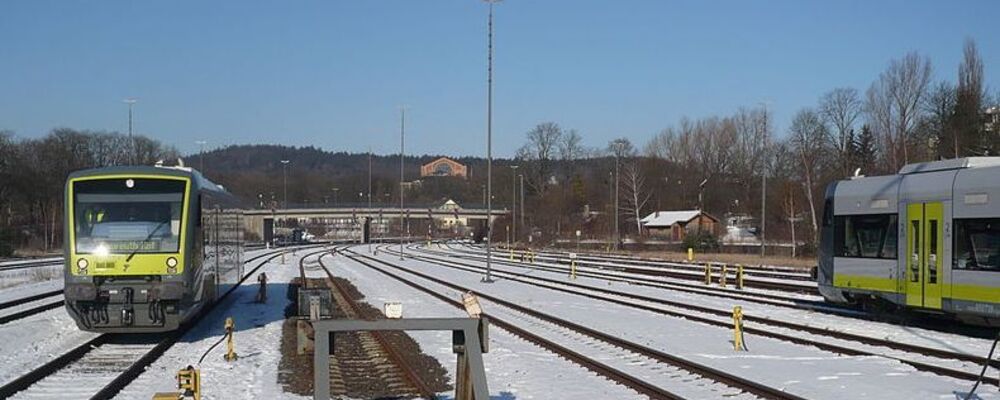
{"left": 0, "top": 265, "right": 62, "bottom": 293}
{"left": 428, "top": 244, "right": 1000, "bottom": 362}
{"left": 0, "top": 307, "right": 100, "bottom": 386}
{"left": 117, "top": 249, "right": 311, "bottom": 400}
{"left": 325, "top": 247, "right": 646, "bottom": 400}
{"left": 360, "top": 243, "right": 999, "bottom": 400}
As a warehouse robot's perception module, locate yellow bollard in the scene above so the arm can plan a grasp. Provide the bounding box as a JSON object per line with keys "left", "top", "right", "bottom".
{"left": 719, "top": 264, "right": 728, "bottom": 287}
{"left": 704, "top": 264, "right": 711, "bottom": 285}
{"left": 224, "top": 317, "right": 238, "bottom": 362}
{"left": 570, "top": 260, "right": 577, "bottom": 280}
{"left": 736, "top": 264, "right": 744, "bottom": 290}
{"left": 178, "top": 366, "right": 201, "bottom": 400}
{"left": 509, "top": 249, "right": 514, "bottom": 261}
{"left": 687, "top": 247, "right": 694, "bottom": 262}
{"left": 733, "top": 306, "right": 745, "bottom": 351}
{"left": 281, "top": 252, "right": 286, "bottom": 264}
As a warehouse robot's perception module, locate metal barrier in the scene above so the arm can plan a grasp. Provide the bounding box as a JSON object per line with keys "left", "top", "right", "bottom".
{"left": 312, "top": 318, "right": 490, "bottom": 400}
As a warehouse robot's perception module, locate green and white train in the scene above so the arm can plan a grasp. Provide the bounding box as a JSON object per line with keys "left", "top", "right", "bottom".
{"left": 63, "top": 165, "right": 245, "bottom": 332}
{"left": 819, "top": 157, "right": 1000, "bottom": 325}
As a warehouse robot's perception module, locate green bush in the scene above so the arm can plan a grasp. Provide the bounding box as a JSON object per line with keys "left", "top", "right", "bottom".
{"left": 682, "top": 231, "right": 720, "bottom": 252}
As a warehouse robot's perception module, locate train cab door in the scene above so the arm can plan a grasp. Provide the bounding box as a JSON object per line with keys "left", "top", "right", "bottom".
{"left": 906, "top": 202, "right": 943, "bottom": 309}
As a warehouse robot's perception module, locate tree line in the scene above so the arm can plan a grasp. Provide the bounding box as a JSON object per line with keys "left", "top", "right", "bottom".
{"left": 513, "top": 39, "right": 998, "bottom": 253}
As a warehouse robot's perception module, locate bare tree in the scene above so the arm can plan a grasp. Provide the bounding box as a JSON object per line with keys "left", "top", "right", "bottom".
{"left": 922, "top": 81, "right": 957, "bottom": 158}
{"left": 559, "top": 129, "right": 585, "bottom": 161}
{"left": 621, "top": 159, "right": 650, "bottom": 236}
{"left": 865, "top": 52, "right": 932, "bottom": 170}
{"left": 788, "top": 109, "right": 831, "bottom": 242}
{"left": 954, "top": 38, "right": 986, "bottom": 155}
{"left": 517, "top": 122, "right": 563, "bottom": 193}
{"left": 819, "top": 88, "right": 862, "bottom": 175}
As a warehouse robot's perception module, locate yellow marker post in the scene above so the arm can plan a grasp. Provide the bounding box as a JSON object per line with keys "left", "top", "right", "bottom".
{"left": 224, "top": 317, "right": 238, "bottom": 362}
{"left": 704, "top": 264, "right": 711, "bottom": 285}
{"left": 736, "top": 264, "right": 744, "bottom": 290}
{"left": 177, "top": 366, "right": 201, "bottom": 400}
{"left": 733, "top": 306, "right": 745, "bottom": 351}
{"left": 570, "top": 260, "right": 577, "bottom": 280}
{"left": 280, "top": 252, "right": 286, "bottom": 265}
{"left": 509, "top": 249, "right": 515, "bottom": 261}
{"left": 719, "top": 264, "right": 728, "bottom": 287}
{"left": 687, "top": 248, "right": 694, "bottom": 262}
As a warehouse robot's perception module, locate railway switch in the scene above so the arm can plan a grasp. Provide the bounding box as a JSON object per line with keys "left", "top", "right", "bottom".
{"left": 151, "top": 366, "right": 200, "bottom": 400}
{"left": 224, "top": 317, "right": 238, "bottom": 362}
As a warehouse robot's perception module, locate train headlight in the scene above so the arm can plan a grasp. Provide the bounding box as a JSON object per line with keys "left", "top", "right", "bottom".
{"left": 76, "top": 258, "right": 89, "bottom": 274}
{"left": 166, "top": 257, "right": 178, "bottom": 273}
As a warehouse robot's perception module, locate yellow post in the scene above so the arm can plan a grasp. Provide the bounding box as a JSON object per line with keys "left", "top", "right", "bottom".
{"left": 719, "top": 264, "right": 728, "bottom": 287}
{"left": 224, "top": 317, "right": 238, "bottom": 362}
{"left": 687, "top": 247, "right": 694, "bottom": 262}
{"left": 509, "top": 249, "right": 514, "bottom": 261}
{"left": 733, "top": 306, "right": 744, "bottom": 351}
{"left": 736, "top": 264, "right": 744, "bottom": 290}
{"left": 570, "top": 260, "right": 577, "bottom": 280}
{"left": 177, "top": 366, "right": 201, "bottom": 400}
{"left": 704, "top": 264, "right": 711, "bottom": 285}
{"left": 280, "top": 251, "right": 286, "bottom": 264}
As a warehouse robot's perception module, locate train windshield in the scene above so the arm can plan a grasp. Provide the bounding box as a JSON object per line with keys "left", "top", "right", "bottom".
{"left": 72, "top": 178, "right": 187, "bottom": 255}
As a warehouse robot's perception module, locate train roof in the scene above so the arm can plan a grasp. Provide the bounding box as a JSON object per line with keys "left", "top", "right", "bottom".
{"left": 67, "top": 165, "right": 229, "bottom": 194}
{"left": 897, "top": 157, "right": 1000, "bottom": 175}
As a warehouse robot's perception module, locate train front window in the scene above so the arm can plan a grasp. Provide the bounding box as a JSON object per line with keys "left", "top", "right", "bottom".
{"left": 954, "top": 218, "right": 1000, "bottom": 272}
{"left": 73, "top": 178, "right": 186, "bottom": 255}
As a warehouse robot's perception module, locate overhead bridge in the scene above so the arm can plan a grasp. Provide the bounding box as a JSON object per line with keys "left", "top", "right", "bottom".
{"left": 242, "top": 206, "right": 509, "bottom": 242}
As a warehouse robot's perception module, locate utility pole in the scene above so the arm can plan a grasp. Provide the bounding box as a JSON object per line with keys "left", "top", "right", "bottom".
{"left": 613, "top": 147, "right": 621, "bottom": 250}
{"left": 759, "top": 100, "right": 771, "bottom": 258}
{"left": 400, "top": 106, "right": 406, "bottom": 261}
{"left": 124, "top": 98, "right": 137, "bottom": 164}
{"left": 368, "top": 147, "right": 373, "bottom": 253}
{"left": 519, "top": 173, "right": 524, "bottom": 239}
{"left": 280, "top": 160, "right": 290, "bottom": 209}
{"left": 196, "top": 140, "right": 207, "bottom": 173}
{"left": 483, "top": 0, "right": 501, "bottom": 283}
{"left": 510, "top": 165, "right": 518, "bottom": 245}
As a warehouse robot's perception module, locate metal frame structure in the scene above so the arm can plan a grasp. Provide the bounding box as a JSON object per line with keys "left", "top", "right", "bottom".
{"left": 312, "top": 318, "right": 490, "bottom": 400}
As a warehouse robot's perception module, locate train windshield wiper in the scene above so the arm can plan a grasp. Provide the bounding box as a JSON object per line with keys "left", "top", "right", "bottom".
{"left": 126, "top": 220, "right": 170, "bottom": 262}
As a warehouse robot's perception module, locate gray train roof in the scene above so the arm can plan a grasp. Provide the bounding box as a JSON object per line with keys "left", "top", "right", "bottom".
{"left": 833, "top": 157, "right": 1000, "bottom": 215}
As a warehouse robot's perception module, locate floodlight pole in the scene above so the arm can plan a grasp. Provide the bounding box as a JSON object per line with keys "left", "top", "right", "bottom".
{"left": 400, "top": 107, "right": 406, "bottom": 261}
{"left": 483, "top": 0, "right": 501, "bottom": 283}
{"left": 124, "top": 98, "right": 137, "bottom": 164}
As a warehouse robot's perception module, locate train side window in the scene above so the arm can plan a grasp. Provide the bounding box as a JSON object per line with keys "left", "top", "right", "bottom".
{"left": 835, "top": 214, "right": 897, "bottom": 259}
{"left": 954, "top": 218, "right": 1000, "bottom": 272}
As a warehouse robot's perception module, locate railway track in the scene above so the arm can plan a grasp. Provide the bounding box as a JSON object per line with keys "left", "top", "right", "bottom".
{"left": 0, "top": 258, "right": 64, "bottom": 273}
{"left": 447, "top": 242, "right": 818, "bottom": 294}
{"left": 0, "top": 290, "right": 64, "bottom": 325}
{"left": 311, "top": 251, "right": 438, "bottom": 399}
{"left": 0, "top": 246, "right": 318, "bottom": 399}
{"left": 344, "top": 246, "right": 806, "bottom": 400}
{"left": 389, "top": 243, "right": 1000, "bottom": 387}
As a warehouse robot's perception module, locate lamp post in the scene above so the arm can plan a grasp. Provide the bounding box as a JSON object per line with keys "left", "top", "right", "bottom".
{"left": 483, "top": 0, "right": 502, "bottom": 283}
{"left": 519, "top": 173, "right": 524, "bottom": 238}
{"left": 510, "top": 165, "right": 518, "bottom": 245}
{"left": 368, "top": 148, "right": 373, "bottom": 253}
{"left": 331, "top": 187, "right": 340, "bottom": 206}
{"left": 399, "top": 106, "right": 407, "bottom": 261}
{"left": 280, "top": 160, "right": 290, "bottom": 209}
{"left": 124, "top": 98, "right": 137, "bottom": 164}
{"left": 196, "top": 140, "right": 207, "bottom": 173}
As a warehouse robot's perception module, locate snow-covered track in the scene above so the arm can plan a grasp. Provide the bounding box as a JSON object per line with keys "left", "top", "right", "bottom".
{"left": 448, "top": 242, "right": 817, "bottom": 294}
{"left": 0, "top": 258, "right": 64, "bottom": 273}
{"left": 344, "top": 247, "right": 806, "bottom": 400}
{"left": 0, "top": 245, "right": 323, "bottom": 399}
{"left": 312, "top": 251, "right": 438, "bottom": 399}
{"left": 398, "top": 244, "right": 1000, "bottom": 387}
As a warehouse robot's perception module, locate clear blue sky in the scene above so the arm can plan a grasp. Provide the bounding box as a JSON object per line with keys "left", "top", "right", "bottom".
{"left": 1, "top": 1, "right": 998, "bottom": 157}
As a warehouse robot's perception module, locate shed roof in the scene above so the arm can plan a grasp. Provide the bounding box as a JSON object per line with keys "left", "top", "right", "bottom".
{"left": 640, "top": 210, "right": 707, "bottom": 228}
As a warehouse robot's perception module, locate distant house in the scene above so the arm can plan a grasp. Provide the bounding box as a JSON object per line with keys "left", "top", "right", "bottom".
{"left": 421, "top": 157, "right": 468, "bottom": 178}
{"left": 640, "top": 210, "right": 719, "bottom": 241}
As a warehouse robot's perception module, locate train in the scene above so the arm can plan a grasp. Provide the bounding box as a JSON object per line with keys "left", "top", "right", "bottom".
{"left": 818, "top": 157, "right": 1000, "bottom": 326}
{"left": 63, "top": 165, "right": 246, "bottom": 333}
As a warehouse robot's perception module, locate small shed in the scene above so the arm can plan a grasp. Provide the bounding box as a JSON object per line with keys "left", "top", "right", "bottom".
{"left": 640, "top": 210, "right": 719, "bottom": 241}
